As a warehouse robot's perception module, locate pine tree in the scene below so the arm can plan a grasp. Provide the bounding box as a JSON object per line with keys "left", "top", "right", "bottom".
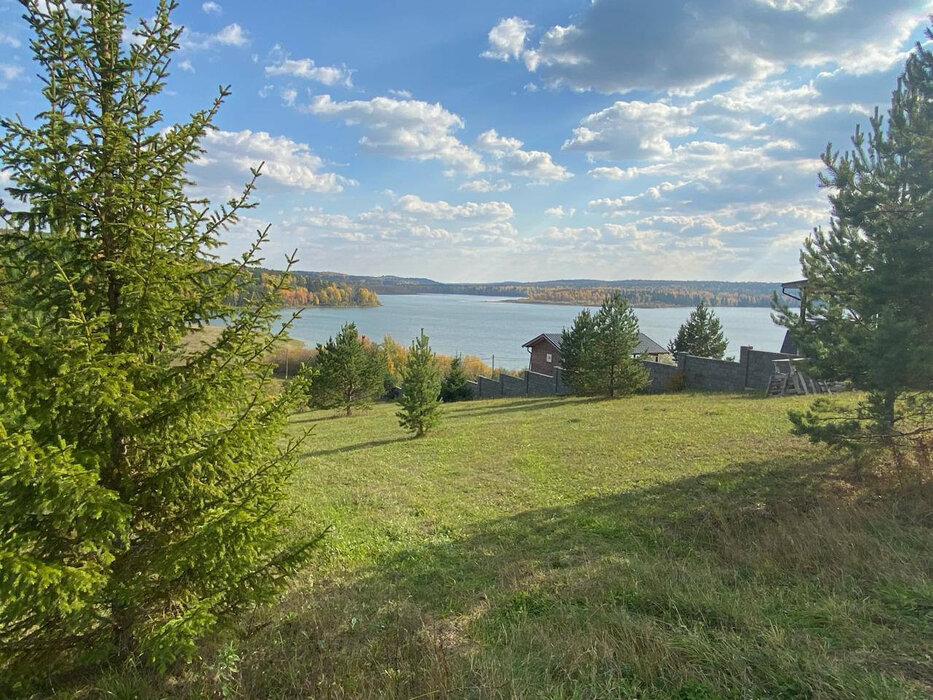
{"left": 594, "top": 291, "right": 648, "bottom": 397}
{"left": 440, "top": 355, "right": 473, "bottom": 402}
{"left": 668, "top": 301, "right": 728, "bottom": 359}
{"left": 774, "top": 29, "right": 933, "bottom": 454}
{"left": 309, "top": 322, "right": 385, "bottom": 415}
{"left": 397, "top": 330, "right": 442, "bottom": 437}
{"left": 561, "top": 294, "right": 648, "bottom": 397}
{"left": 0, "top": 0, "right": 317, "bottom": 686}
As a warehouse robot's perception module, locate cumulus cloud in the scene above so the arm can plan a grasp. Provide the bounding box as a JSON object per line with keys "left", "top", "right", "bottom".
{"left": 476, "top": 129, "right": 572, "bottom": 182}
{"left": 563, "top": 101, "right": 697, "bottom": 160}
{"left": 192, "top": 129, "right": 356, "bottom": 194}
{"left": 265, "top": 55, "right": 353, "bottom": 87}
{"left": 544, "top": 205, "right": 575, "bottom": 217}
{"left": 202, "top": 1, "right": 222, "bottom": 14}
{"left": 459, "top": 178, "right": 512, "bottom": 192}
{"left": 482, "top": 17, "right": 533, "bottom": 61}
{"left": 182, "top": 23, "right": 248, "bottom": 51}
{"left": 483, "top": 1, "right": 928, "bottom": 93}
{"left": 394, "top": 194, "right": 513, "bottom": 221}
{"left": 274, "top": 193, "right": 520, "bottom": 264}
{"left": 304, "top": 94, "right": 485, "bottom": 174}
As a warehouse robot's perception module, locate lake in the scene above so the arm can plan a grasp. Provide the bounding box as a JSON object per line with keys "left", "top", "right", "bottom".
{"left": 284, "top": 295, "right": 789, "bottom": 371}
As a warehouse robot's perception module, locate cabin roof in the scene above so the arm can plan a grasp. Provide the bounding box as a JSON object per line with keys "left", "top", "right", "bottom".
{"left": 634, "top": 333, "right": 668, "bottom": 356}
{"left": 523, "top": 331, "right": 668, "bottom": 356}
{"left": 781, "top": 279, "right": 809, "bottom": 291}
{"left": 522, "top": 333, "right": 563, "bottom": 351}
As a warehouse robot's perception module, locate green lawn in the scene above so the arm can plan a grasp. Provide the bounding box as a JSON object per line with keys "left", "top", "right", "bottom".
{"left": 95, "top": 393, "right": 932, "bottom": 698}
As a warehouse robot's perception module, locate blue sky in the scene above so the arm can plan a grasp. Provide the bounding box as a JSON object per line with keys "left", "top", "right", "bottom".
{"left": 1, "top": 0, "right": 930, "bottom": 282}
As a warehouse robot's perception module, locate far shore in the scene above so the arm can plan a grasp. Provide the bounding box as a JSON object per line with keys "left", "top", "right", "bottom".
{"left": 500, "top": 297, "right": 773, "bottom": 309}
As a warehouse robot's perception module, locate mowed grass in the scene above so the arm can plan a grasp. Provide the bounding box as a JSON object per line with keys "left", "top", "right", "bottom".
{"left": 95, "top": 393, "right": 932, "bottom": 698}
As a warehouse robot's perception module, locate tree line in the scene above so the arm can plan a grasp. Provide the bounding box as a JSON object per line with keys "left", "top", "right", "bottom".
{"left": 232, "top": 268, "right": 380, "bottom": 308}
{"left": 271, "top": 272, "right": 781, "bottom": 307}
{"left": 509, "top": 285, "right": 775, "bottom": 308}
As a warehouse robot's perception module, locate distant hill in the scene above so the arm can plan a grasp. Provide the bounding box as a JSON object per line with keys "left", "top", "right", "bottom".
{"left": 286, "top": 270, "right": 783, "bottom": 308}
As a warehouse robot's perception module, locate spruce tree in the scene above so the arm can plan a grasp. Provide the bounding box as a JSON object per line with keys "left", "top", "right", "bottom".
{"left": 668, "top": 301, "right": 728, "bottom": 359}
{"left": 397, "top": 330, "right": 442, "bottom": 436}
{"left": 309, "top": 322, "right": 385, "bottom": 415}
{"left": 774, "top": 29, "right": 933, "bottom": 454}
{"left": 0, "top": 0, "right": 316, "bottom": 686}
{"left": 560, "top": 309, "right": 599, "bottom": 394}
{"left": 440, "top": 355, "right": 473, "bottom": 402}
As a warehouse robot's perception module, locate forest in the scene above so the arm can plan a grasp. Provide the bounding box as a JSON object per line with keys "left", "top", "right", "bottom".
{"left": 278, "top": 270, "right": 781, "bottom": 307}
{"left": 234, "top": 268, "right": 381, "bottom": 307}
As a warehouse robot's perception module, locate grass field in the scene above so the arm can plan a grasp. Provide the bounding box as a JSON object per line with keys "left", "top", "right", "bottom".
{"left": 87, "top": 392, "right": 932, "bottom": 699}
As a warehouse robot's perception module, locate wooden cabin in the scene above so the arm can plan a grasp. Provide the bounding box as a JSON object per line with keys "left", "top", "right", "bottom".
{"left": 523, "top": 331, "right": 669, "bottom": 376}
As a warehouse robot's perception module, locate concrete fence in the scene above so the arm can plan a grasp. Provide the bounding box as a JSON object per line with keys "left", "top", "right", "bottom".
{"left": 642, "top": 346, "right": 797, "bottom": 394}
{"left": 467, "top": 369, "right": 568, "bottom": 399}
{"left": 463, "top": 346, "right": 796, "bottom": 400}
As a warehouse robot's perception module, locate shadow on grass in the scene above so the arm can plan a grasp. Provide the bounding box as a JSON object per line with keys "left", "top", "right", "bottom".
{"left": 448, "top": 396, "right": 604, "bottom": 420}
{"left": 240, "top": 452, "right": 933, "bottom": 698}
{"left": 301, "top": 435, "right": 412, "bottom": 459}
{"left": 448, "top": 395, "right": 569, "bottom": 412}
{"left": 290, "top": 412, "right": 345, "bottom": 425}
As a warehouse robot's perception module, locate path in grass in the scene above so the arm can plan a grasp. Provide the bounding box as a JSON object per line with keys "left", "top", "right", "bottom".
{"left": 242, "top": 394, "right": 932, "bottom": 697}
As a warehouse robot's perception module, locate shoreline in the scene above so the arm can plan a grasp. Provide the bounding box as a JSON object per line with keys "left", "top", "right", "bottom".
{"left": 500, "top": 298, "right": 773, "bottom": 309}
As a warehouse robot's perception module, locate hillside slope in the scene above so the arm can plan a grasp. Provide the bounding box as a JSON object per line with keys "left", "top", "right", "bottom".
{"left": 87, "top": 394, "right": 932, "bottom": 698}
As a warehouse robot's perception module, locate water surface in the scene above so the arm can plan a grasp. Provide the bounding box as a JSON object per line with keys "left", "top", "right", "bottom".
{"left": 285, "top": 295, "right": 788, "bottom": 370}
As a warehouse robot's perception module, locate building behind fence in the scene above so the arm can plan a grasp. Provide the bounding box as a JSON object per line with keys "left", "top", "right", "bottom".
{"left": 468, "top": 346, "right": 797, "bottom": 399}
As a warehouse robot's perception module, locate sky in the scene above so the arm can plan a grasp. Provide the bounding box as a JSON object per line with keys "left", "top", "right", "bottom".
{"left": 0, "top": 0, "right": 930, "bottom": 282}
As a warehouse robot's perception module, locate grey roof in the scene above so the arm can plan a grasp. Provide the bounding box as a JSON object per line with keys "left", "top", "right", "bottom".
{"left": 634, "top": 332, "right": 668, "bottom": 356}
{"left": 523, "top": 332, "right": 563, "bottom": 350}
{"left": 524, "top": 331, "right": 668, "bottom": 356}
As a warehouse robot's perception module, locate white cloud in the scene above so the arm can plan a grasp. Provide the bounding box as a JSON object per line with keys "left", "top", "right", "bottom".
{"left": 482, "top": 1, "right": 929, "bottom": 93}
{"left": 476, "top": 129, "right": 572, "bottom": 182}
{"left": 281, "top": 88, "right": 298, "bottom": 106}
{"left": 459, "top": 178, "right": 512, "bottom": 192}
{"left": 265, "top": 56, "right": 353, "bottom": 87}
{"left": 588, "top": 166, "right": 629, "bottom": 180}
{"left": 0, "top": 31, "right": 21, "bottom": 48}
{"left": 0, "top": 64, "right": 23, "bottom": 84}
{"left": 202, "top": 1, "right": 222, "bottom": 15}
{"left": 482, "top": 17, "right": 533, "bottom": 61}
{"left": 193, "top": 129, "right": 356, "bottom": 194}
{"left": 178, "top": 59, "right": 194, "bottom": 73}
{"left": 275, "top": 195, "right": 521, "bottom": 259}
{"left": 394, "top": 194, "right": 513, "bottom": 221}
{"left": 389, "top": 88, "right": 412, "bottom": 98}
{"left": 182, "top": 23, "right": 248, "bottom": 51}
{"left": 544, "top": 205, "right": 575, "bottom": 218}
{"left": 304, "top": 94, "right": 485, "bottom": 174}
{"left": 563, "top": 101, "right": 697, "bottom": 160}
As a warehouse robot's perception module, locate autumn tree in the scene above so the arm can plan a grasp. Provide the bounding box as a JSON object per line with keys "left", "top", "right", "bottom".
{"left": 774, "top": 29, "right": 933, "bottom": 458}
{"left": 668, "top": 301, "right": 728, "bottom": 359}
{"left": 0, "top": 0, "right": 316, "bottom": 688}
{"left": 309, "top": 322, "right": 386, "bottom": 415}
{"left": 396, "top": 330, "right": 442, "bottom": 436}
